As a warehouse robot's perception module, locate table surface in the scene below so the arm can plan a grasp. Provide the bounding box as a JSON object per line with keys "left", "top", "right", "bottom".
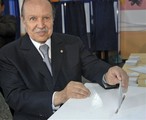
{"left": 48, "top": 53, "right": 146, "bottom": 120}
{"left": 48, "top": 83, "right": 146, "bottom": 120}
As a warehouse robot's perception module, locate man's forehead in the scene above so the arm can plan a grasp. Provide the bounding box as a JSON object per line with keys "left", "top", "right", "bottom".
{"left": 24, "top": 0, "right": 50, "bottom": 4}
{"left": 24, "top": 0, "right": 51, "bottom": 8}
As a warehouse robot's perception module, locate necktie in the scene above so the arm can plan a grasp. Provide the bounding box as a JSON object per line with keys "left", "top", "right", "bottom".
{"left": 39, "top": 44, "right": 52, "bottom": 75}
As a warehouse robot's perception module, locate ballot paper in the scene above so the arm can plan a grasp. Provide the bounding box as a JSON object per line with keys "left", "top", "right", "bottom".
{"left": 129, "top": 65, "right": 146, "bottom": 74}
{"left": 48, "top": 83, "right": 146, "bottom": 120}
{"left": 129, "top": 77, "right": 138, "bottom": 86}
{"left": 115, "top": 81, "right": 126, "bottom": 114}
{"left": 127, "top": 72, "right": 139, "bottom": 77}
{"left": 125, "top": 59, "right": 138, "bottom": 65}
{"left": 128, "top": 55, "right": 140, "bottom": 60}
{"left": 127, "top": 72, "right": 139, "bottom": 86}
{"left": 125, "top": 55, "right": 140, "bottom": 66}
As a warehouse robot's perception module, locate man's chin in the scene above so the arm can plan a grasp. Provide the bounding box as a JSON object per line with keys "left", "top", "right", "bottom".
{"left": 33, "top": 36, "right": 49, "bottom": 43}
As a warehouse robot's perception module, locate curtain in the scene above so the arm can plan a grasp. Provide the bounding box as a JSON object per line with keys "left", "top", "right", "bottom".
{"left": 91, "top": 0, "right": 118, "bottom": 52}
{"left": 3, "top": 0, "right": 20, "bottom": 39}
{"left": 53, "top": 2, "right": 63, "bottom": 33}
{"left": 53, "top": 0, "right": 118, "bottom": 52}
{"left": 53, "top": 1, "right": 89, "bottom": 49}
{"left": 3, "top": 0, "right": 9, "bottom": 15}
{"left": 64, "top": 1, "right": 89, "bottom": 49}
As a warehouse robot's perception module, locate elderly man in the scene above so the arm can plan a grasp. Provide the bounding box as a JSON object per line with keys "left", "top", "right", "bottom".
{"left": 0, "top": 0, "right": 128, "bottom": 120}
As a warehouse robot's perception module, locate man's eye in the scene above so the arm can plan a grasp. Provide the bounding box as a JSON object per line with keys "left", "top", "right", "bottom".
{"left": 30, "top": 17, "right": 36, "bottom": 21}
{"left": 44, "top": 17, "right": 50, "bottom": 21}
{"left": 44, "top": 16, "right": 53, "bottom": 21}
{"left": 45, "top": 17, "right": 49, "bottom": 19}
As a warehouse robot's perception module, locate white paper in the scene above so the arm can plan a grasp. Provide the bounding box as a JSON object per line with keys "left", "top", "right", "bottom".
{"left": 128, "top": 55, "right": 140, "bottom": 60}
{"left": 129, "top": 77, "right": 138, "bottom": 86}
{"left": 127, "top": 72, "right": 139, "bottom": 77}
{"left": 115, "top": 81, "right": 126, "bottom": 114}
{"left": 129, "top": 66, "right": 146, "bottom": 74}
{"left": 125, "top": 59, "right": 138, "bottom": 65}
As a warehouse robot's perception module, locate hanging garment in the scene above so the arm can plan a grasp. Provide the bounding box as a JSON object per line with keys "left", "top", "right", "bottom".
{"left": 53, "top": 2, "right": 63, "bottom": 33}
{"left": 91, "top": 0, "right": 118, "bottom": 51}
{"left": 64, "top": 1, "right": 89, "bottom": 49}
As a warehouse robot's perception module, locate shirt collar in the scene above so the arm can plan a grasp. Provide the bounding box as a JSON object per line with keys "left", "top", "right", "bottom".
{"left": 30, "top": 37, "right": 51, "bottom": 51}
{"left": 30, "top": 37, "right": 51, "bottom": 58}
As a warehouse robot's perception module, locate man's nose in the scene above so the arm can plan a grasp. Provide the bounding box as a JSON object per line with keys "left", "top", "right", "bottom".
{"left": 37, "top": 19, "right": 45, "bottom": 28}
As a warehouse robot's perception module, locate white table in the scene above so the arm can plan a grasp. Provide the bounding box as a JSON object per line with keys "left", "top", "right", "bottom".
{"left": 48, "top": 83, "right": 146, "bottom": 120}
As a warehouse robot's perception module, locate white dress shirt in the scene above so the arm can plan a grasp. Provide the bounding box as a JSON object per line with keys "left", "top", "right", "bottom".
{"left": 30, "top": 38, "right": 51, "bottom": 59}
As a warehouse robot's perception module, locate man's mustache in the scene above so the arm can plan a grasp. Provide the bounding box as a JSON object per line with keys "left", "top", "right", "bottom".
{"left": 34, "top": 28, "right": 48, "bottom": 33}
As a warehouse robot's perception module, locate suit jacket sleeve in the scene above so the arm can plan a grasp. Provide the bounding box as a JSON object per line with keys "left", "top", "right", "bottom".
{"left": 76, "top": 36, "right": 112, "bottom": 85}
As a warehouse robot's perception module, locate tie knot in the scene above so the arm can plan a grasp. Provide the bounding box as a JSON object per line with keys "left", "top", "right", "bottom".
{"left": 39, "top": 44, "right": 49, "bottom": 57}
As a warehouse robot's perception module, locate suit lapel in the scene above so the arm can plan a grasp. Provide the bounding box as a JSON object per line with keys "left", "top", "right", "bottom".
{"left": 51, "top": 33, "right": 64, "bottom": 83}
{"left": 19, "top": 34, "right": 54, "bottom": 88}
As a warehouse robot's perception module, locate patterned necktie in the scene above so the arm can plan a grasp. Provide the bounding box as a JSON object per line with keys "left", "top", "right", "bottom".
{"left": 39, "top": 44, "right": 52, "bottom": 75}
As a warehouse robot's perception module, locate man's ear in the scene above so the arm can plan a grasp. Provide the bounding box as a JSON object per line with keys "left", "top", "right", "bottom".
{"left": 21, "top": 16, "right": 27, "bottom": 32}
{"left": 21, "top": 16, "right": 26, "bottom": 26}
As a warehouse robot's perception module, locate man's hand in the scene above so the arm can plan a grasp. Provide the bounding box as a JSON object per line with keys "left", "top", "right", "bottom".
{"left": 104, "top": 66, "right": 129, "bottom": 90}
{"left": 54, "top": 81, "right": 91, "bottom": 106}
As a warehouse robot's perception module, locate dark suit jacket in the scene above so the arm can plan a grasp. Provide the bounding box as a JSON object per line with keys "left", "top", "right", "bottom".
{"left": 0, "top": 33, "right": 111, "bottom": 120}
